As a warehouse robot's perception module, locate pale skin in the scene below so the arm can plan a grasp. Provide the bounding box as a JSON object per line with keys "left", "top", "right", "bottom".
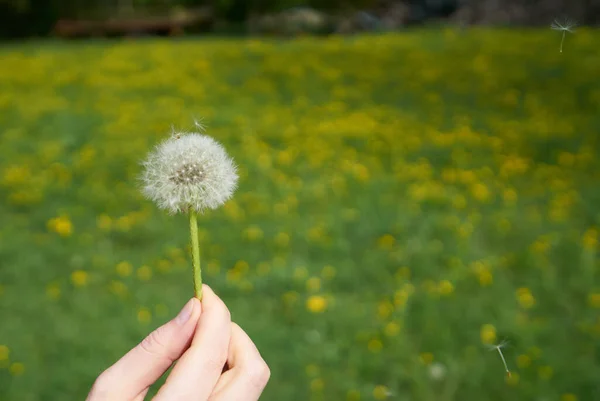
{"left": 87, "top": 285, "right": 270, "bottom": 401}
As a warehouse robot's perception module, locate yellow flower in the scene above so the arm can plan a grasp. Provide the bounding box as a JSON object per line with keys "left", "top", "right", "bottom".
{"left": 503, "top": 188, "right": 517, "bottom": 205}
{"left": 582, "top": 228, "right": 597, "bottom": 250}
{"left": 480, "top": 324, "right": 497, "bottom": 345}
{"left": 538, "top": 365, "right": 553, "bottom": 380}
{"left": 373, "top": 385, "right": 390, "bottom": 400}
{"left": 377, "top": 234, "right": 395, "bottom": 250}
{"left": 274, "top": 232, "right": 290, "bottom": 247}
{"left": 109, "top": 280, "right": 128, "bottom": 297}
{"left": 257, "top": 262, "right": 270, "bottom": 276}
{"left": 46, "top": 282, "right": 61, "bottom": 300}
{"left": 306, "top": 295, "right": 327, "bottom": 313}
{"left": 0, "top": 345, "right": 9, "bottom": 361}
{"left": 305, "top": 364, "right": 319, "bottom": 376}
{"left": 321, "top": 265, "right": 336, "bottom": 279}
{"left": 306, "top": 277, "right": 321, "bottom": 292}
{"left": 437, "top": 280, "right": 454, "bottom": 296}
{"left": 116, "top": 261, "right": 133, "bottom": 277}
{"left": 136, "top": 265, "right": 152, "bottom": 281}
{"left": 516, "top": 287, "right": 535, "bottom": 309}
{"left": 243, "top": 225, "right": 264, "bottom": 241}
{"left": 377, "top": 301, "right": 394, "bottom": 319}
{"left": 505, "top": 371, "right": 519, "bottom": 386}
{"left": 283, "top": 291, "right": 299, "bottom": 306}
{"left": 47, "top": 215, "right": 73, "bottom": 237}
{"left": 471, "top": 182, "right": 491, "bottom": 202}
{"left": 516, "top": 354, "right": 531, "bottom": 368}
{"left": 310, "top": 378, "right": 324, "bottom": 392}
{"left": 588, "top": 293, "right": 600, "bottom": 308}
{"left": 70, "top": 270, "right": 88, "bottom": 287}
{"left": 9, "top": 362, "right": 25, "bottom": 376}
{"left": 419, "top": 352, "right": 434, "bottom": 365}
{"left": 346, "top": 389, "right": 361, "bottom": 401}
{"left": 368, "top": 338, "right": 383, "bottom": 353}
{"left": 96, "top": 214, "right": 112, "bottom": 231}
{"left": 561, "top": 394, "right": 578, "bottom": 401}
{"left": 384, "top": 321, "right": 401, "bottom": 337}
{"left": 137, "top": 307, "right": 152, "bottom": 324}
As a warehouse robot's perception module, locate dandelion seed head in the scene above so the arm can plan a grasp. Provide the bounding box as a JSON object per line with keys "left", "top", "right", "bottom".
{"left": 551, "top": 17, "right": 577, "bottom": 33}
{"left": 141, "top": 132, "right": 238, "bottom": 214}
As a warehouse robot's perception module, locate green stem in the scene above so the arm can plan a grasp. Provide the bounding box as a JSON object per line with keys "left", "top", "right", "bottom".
{"left": 189, "top": 208, "right": 202, "bottom": 300}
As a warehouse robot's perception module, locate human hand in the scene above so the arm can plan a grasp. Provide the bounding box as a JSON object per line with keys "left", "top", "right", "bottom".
{"left": 87, "top": 285, "right": 270, "bottom": 401}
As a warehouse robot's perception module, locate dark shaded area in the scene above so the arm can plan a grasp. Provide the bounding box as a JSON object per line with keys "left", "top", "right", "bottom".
{"left": 0, "top": 0, "right": 598, "bottom": 39}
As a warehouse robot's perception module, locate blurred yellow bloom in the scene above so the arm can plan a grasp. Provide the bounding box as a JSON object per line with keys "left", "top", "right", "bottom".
{"left": 582, "top": 228, "right": 597, "bottom": 250}
{"left": 306, "top": 277, "right": 321, "bottom": 292}
{"left": 47, "top": 215, "right": 73, "bottom": 237}
{"left": 368, "top": 338, "right": 383, "bottom": 353}
{"left": 283, "top": 291, "right": 298, "bottom": 306}
{"left": 294, "top": 266, "right": 308, "bottom": 281}
{"left": 420, "top": 352, "right": 434, "bottom": 365}
{"left": 471, "top": 182, "right": 491, "bottom": 202}
{"left": 377, "top": 234, "right": 396, "bottom": 251}
{"left": 243, "top": 225, "right": 264, "bottom": 241}
{"left": 480, "top": 324, "right": 497, "bottom": 345}
{"left": 505, "top": 371, "right": 519, "bottom": 386}
{"left": 321, "top": 265, "right": 336, "bottom": 279}
{"left": 346, "top": 389, "right": 361, "bottom": 401}
{"left": 517, "top": 354, "right": 531, "bottom": 368}
{"left": 588, "top": 293, "right": 600, "bottom": 308}
{"left": 538, "top": 365, "right": 553, "bottom": 380}
{"left": 384, "top": 321, "right": 401, "bottom": 337}
{"left": 157, "top": 259, "right": 172, "bottom": 273}
{"left": 305, "top": 364, "right": 319, "bottom": 376}
{"left": 0, "top": 345, "right": 9, "bottom": 361}
{"left": 503, "top": 188, "right": 517, "bottom": 205}
{"left": 516, "top": 287, "right": 535, "bottom": 309}
{"left": 310, "top": 378, "right": 324, "bottom": 392}
{"left": 136, "top": 265, "right": 152, "bottom": 281}
{"left": 116, "top": 261, "right": 133, "bottom": 277}
{"left": 70, "top": 270, "right": 88, "bottom": 287}
{"left": 257, "top": 262, "right": 270, "bottom": 276}
{"left": 109, "top": 280, "right": 128, "bottom": 297}
{"left": 9, "top": 362, "right": 25, "bottom": 376}
{"left": 207, "top": 260, "right": 220, "bottom": 276}
{"left": 438, "top": 280, "right": 454, "bottom": 296}
{"left": 306, "top": 295, "right": 327, "bottom": 313}
{"left": 274, "top": 232, "right": 290, "bottom": 247}
{"left": 96, "top": 214, "right": 112, "bottom": 231}
{"left": 137, "top": 307, "right": 152, "bottom": 324}
{"left": 46, "top": 282, "right": 61, "bottom": 300}
{"left": 561, "top": 394, "right": 577, "bottom": 401}
{"left": 376, "top": 300, "right": 393, "bottom": 319}
{"left": 373, "top": 385, "right": 390, "bottom": 400}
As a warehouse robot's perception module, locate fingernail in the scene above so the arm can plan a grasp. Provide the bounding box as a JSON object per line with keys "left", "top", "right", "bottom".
{"left": 176, "top": 298, "right": 195, "bottom": 325}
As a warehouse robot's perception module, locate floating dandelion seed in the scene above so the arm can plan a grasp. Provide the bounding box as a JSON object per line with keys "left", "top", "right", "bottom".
{"left": 487, "top": 341, "right": 512, "bottom": 378}
{"left": 551, "top": 17, "right": 577, "bottom": 53}
{"left": 141, "top": 131, "right": 238, "bottom": 299}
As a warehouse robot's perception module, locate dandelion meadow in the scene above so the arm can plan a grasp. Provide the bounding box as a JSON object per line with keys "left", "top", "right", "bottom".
{"left": 1, "top": 29, "right": 599, "bottom": 400}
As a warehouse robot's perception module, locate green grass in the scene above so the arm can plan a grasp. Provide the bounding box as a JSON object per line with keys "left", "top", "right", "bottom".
{"left": 0, "top": 29, "right": 599, "bottom": 401}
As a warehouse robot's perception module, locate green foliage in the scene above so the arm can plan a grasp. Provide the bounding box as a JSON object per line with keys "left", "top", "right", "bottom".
{"left": 0, "top": 29, "right": 599, "bottom": 401}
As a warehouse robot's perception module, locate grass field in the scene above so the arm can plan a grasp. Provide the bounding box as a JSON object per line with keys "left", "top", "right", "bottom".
{"left": 0, "top": 29, "right": 599, "bottom": 401}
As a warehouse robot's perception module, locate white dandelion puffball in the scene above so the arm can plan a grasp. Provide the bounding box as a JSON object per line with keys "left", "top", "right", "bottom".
{"left": 141, "top": 133, "right": 238, "bottom": 214}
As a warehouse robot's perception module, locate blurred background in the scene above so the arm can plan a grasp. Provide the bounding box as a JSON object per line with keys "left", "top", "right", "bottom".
{"left": 1, "top": 1, "right": 599, "bottom": 401}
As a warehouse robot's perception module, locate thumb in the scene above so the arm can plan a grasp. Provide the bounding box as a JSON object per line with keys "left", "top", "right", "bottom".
{"left": 87, "top": 298, "right": 201, "bottom": 401}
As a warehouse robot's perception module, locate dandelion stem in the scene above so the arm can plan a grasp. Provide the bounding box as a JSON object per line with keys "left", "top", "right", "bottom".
{"left": 560, "top": 31, "right": 565, "bottom": 53}
{"left": 189, "top": 208, "right": 202, "bottom": 300}
{"left": 496, "top": 346, "right": 510, "bottom": 376}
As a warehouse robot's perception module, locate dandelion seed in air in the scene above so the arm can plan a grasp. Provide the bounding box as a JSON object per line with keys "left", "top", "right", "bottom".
{"left": 140, "top": 129, "right": 238, "bottom": 299}
{"left": 551, "top": 17, "right": 577, "bottom": 53}
{"left": 487, "top": 341, "right": 512, "bottom": 378}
